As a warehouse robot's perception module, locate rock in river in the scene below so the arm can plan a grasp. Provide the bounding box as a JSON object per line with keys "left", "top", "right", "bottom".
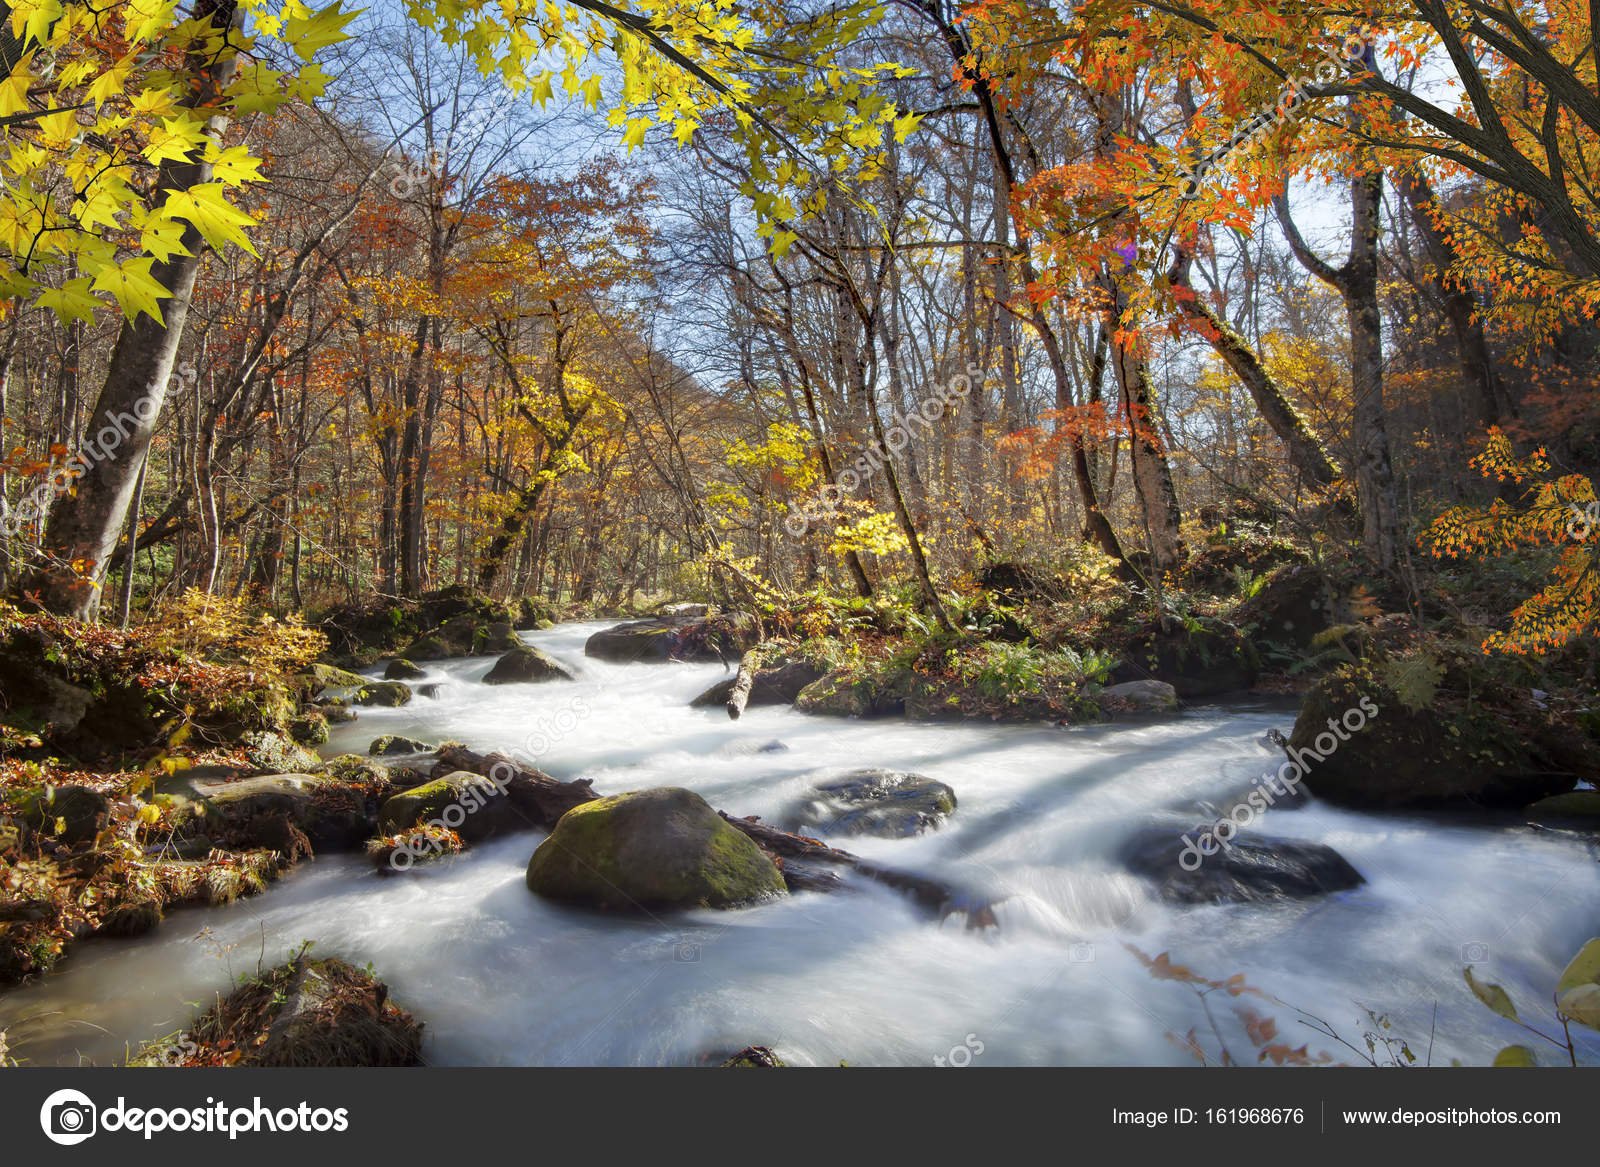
{"left": 786, "top": 769, "right": 957, "bottom": 839}
{"left": 1120, "top": 826, "right": 1364, "bottom": 905}
{"left": 526, "top": 787, "right": 785, "bottom": 910}
{"left": 483, "top": 644, "right": 574, "bottom": 684}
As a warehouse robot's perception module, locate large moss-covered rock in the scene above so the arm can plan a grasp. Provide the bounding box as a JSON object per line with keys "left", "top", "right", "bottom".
{"left": 354, "top": 681, "right": 412, "bottom": 707}
{"left": 484, "top": 645, "right": 574, "bottom": 684}
{"left": 383, "top": 658, "right": 426, "bottom": 681}
{"left": 584, "top": 614, "right": 756, "bottom": 664}
{"left": 795, "top": 669, "right": 893, "bottom": 718}
{"left": 526, "top": 787, "right": 785, "bottom": 910}
{"left": 303, "top": 662, "right": 367, "bottom": 694}
{"left": 1236, "top": 564, "right": 1336, "bottom": 650}
{"left": 786, "top": 769, "right": 957, "bottom": 839}
{"left": 1290, "top": 662, "right": 1578, "bottom": 809}
{"left": 1098, "top": 680, "right": 1179, "bottom": 715}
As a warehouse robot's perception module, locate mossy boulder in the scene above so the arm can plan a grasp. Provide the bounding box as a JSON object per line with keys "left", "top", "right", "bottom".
{"left": 785, "top": 769, "right": 957, "bottom": 839}
{"left": 369, "top": 734, "right": 435, "bottom": 757}
{"left": 304, "top": 662, "right": 367, "bottom": 694}
{"left": 241, "top": 729, "right": 321, "bottom": 775}
{"left": 383, "top": 658, "right": 427, "bottom": 681}
{"left": 289, "top": 710, "right": 330, "bottom": 746}
{"left": 319, "top": 701, "right": 357, "bottom": 725}
{"left": 584, "top": 613, "right": 756, "bottom": 664}
{"left": 795, "top": 669, "right": 894, "bottom": 718}
{"left": 720, "top": 1046, "right": 785, "bottom": 1067}
{"left": 312, "top": 753, "right": 391, "bottom": 789}
{"left": 379, "top": 771, "right": 532, "bottom": 842}
{"left": 483, "top": 645, "right": 574, "bottom": 684}
{"left": 525, "top": 787, "right": 785, "bottom": 910}
{"left": 354, "top": 681, "right": 412, "bottom": 707}
{"left": 1289, "top": 662, "right": 1579, "bottom": 809}
{"left": 691, "top": 659, "right": 825, "bottom": 708}
{"left": 1525, "top": 791, "right": 1600, "bottom": 831}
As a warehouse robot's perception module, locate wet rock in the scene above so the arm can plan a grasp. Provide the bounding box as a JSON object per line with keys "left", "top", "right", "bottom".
{"left": 369, "top": 735, "right": 436, "bottom": 757}
{"left": 320, "top": 702, "right": 357, "bottom": 724}
{"left": 303, "top": 662, "right": 367, "bottom": 694}
{"left": 584, "top": 613, "right": 755, "bottom": 664}
{"left": 1120, "top": 826, "right": 1364, "bottom": 904}
{"left": 354, "top": 681, "right": 412, "bottom": 708}
{"left": 1236, "top": 564, "right": 1336, "bottom": 649}
{"left": 787, "top": 769, "right": 957, "bottom": 839}
{"left": 483, "top": 645, "right": 574, "bottom": 684}
{"left": 660, "top": 602, "right": 710, "bottom": 617}
{"left": 525, "top": 787, "right": 785, "bottom": 910}
{"left": 691, "top": 660, "right": 825, "bottom": 708}
{"left": 383, "top": 658, "right": 427, "bottom": 681}
{"left": 379, "top": 771, "right": 531, "bottom": 842}
{"left": 1099, "top": 680, "right": 1179, "bottom": 715}
{"left": 720, "top": 1045, "right": 785, "bottom": 1067}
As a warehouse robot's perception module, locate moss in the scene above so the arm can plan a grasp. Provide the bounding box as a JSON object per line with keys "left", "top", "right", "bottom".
{"left": 354, "top": 681, "right": 412, "bottom": 707}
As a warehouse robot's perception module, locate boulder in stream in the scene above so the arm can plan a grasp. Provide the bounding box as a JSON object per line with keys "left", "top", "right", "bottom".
{"left": 379, "top": 771, "right": 532, "bottom": 842}
{"left": 354, "top": 681, "right": 413, "bottom": 708}
{"left": 786, "top": 769, "right": 957, "bottom": 839}
{"left": 1120, "top": 826, "right": 1363, "bottom": 904}
{"left": 369, "top": 734, "right": 436, "bottom": 757}
{"left": 383, "top": 658, "right": 427, "bottom": 681}
{"left": 690, "top": 660, "right": 825, "bottom": 708}
{"left": 584, "top": 613, "right": 755, "bottom": 664}
{"left": 484, "top": 644, "right": 574, "bottom": 684}
{"left": 526, "top": 787, "right": 785, "bottom": 910}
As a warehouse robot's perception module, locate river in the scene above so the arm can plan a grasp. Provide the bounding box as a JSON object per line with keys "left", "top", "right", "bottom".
{"left": 3, "top": 620, "right": 1596, "bottom": 1067}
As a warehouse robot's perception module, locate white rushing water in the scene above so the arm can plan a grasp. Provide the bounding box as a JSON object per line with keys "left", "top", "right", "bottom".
{"left": 4, "top": 620, "right": 1597, "bottom": 1067}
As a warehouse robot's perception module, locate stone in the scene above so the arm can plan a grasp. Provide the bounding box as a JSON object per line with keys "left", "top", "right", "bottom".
{"left": 483, "top": 645, "right": 574, "bottom": 685}
{"left": 1099, "top": 680, "right": 1180, "bottom": 714}
{"left": 786, "top": 769, "right": 957, "bottom": 839}
{"left": 383, "top": 658, "right": 427, "bottom": 681}
{"left": 369, "top": 735, "right": 435, "bottom": 757}
{"left": 525, "top": 787, "right": 784, "bottom": 910}
{"left": 1121, "top": 826, "right": 1364, "bottom": 904}
{"left": 354, "top": 681, "right": 412, "bottom": 708}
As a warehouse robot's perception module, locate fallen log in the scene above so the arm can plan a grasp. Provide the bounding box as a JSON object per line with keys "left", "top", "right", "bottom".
{"left": 726, "top": 650, "right": 759, "bottom": 720}
{"left": 718, "top": 811, "right": 998, "bottom": 928}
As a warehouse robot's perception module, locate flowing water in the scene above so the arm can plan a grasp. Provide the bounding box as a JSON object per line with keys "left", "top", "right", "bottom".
{"left": 4, "top": 621, "right": 1597, "bottom": 1067}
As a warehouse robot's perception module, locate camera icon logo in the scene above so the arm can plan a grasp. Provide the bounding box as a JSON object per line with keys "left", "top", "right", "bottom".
{"left": 1069, "top": 942, "right": 1096, "bottom": 963}
{"left": 1461, "top": 941, "right": 1491, "bottom": 964}
{"left": 40, "top": 1088, "right": 97, "bottom": 1146}
{"left": 674, "top": 942, "right": 701, "bottom": 963}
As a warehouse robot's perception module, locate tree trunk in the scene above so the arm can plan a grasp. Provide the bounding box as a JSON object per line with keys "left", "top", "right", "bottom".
{"left": 23, "top": 1, "right": 243, "bottom": 619}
